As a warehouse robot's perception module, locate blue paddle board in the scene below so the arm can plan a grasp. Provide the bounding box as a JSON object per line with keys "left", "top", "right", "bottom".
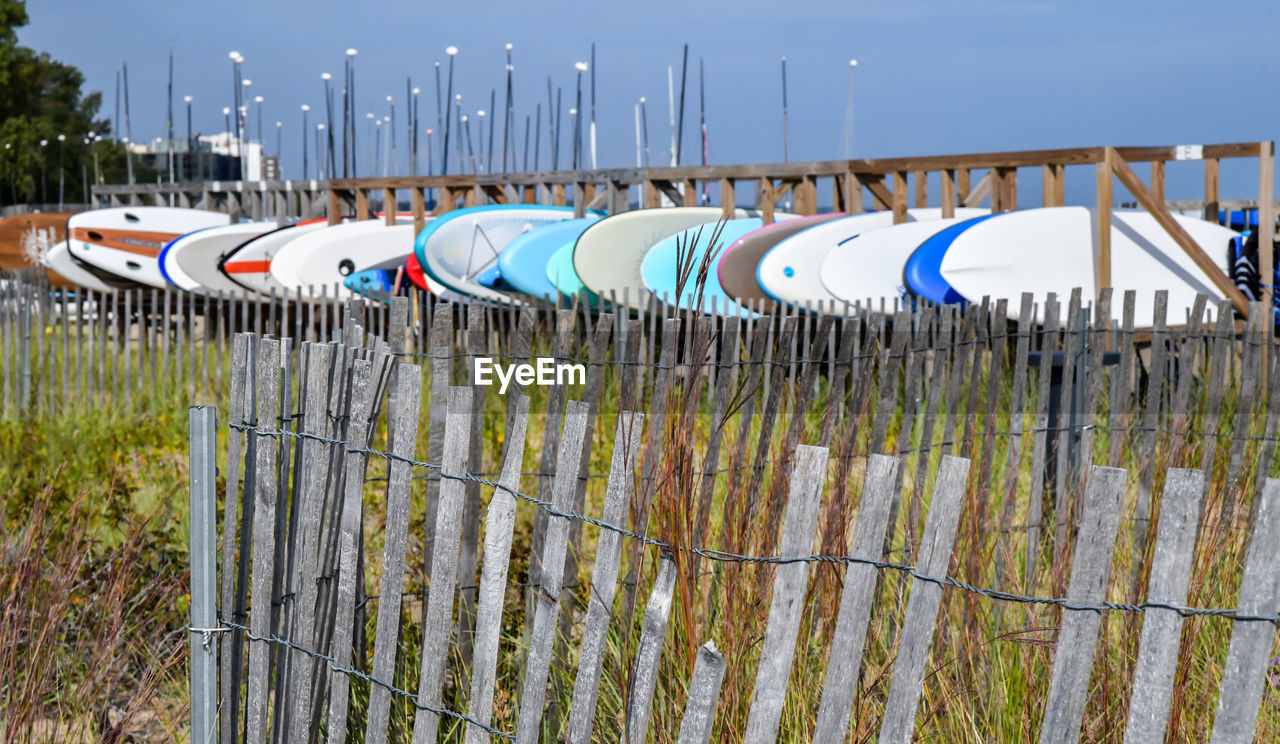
{"left": 497, "top": 217, "right": 601, "bottom": 300}
{"left": 903, "top": 215, "right": 997, "bottom": 305}
{"left": 641, "top": 218, "right": 764, "bottom": 315}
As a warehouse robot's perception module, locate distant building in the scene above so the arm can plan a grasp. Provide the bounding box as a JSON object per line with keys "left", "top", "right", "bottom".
{"left": 134, "top": 132, "right": 275, "bottom": 182}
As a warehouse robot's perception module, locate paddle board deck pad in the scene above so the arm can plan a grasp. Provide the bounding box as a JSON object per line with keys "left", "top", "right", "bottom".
{"left": 159, "top": 222, "right": 276, "bottom": 294}
{"left": 758, "top": 208, "right": 989, "bottom": 310}
{"left": 68, "top": 207, "right": 230, "bottom": 289}
{"left": 819, "top": 217, "right": 983, "bottom": 312}
{"left": 415, "top": 204, "right": 585, "bottom": 303}
{"left": 718, "top": 213, "right": 846, "bottom": 306}
{"left": 573, "top": 207, "right": 760, "bottom": 309}
{"left": 497, "top": 216, "right": 601, "bottom": 301}
{"left": 935, "top": 207, "right": 1238, "bottom": 326}
{"left": 642, "top": 218, "right": 770, "bottom": 315}
{"left": 270, "top": 217, "right": 417, "bottom": 300}
{"left": 44, "top": 241, "right": 116, "bottom": 294}
{"left": 547, "top": 241, "right": 598, "bottom": 305}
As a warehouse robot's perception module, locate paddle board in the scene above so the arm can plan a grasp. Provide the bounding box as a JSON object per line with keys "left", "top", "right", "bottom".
{"left": 68, "top": 207, "right": 229, "bottom": 289}
{"left": 497, "top": 216, "right": 601, "bottom": 300}
{"left": 642, "top": 218, "right": 770, "bottom": 315}
{"left": 903, "top": 216, "right": 996, "bottom": 306}
{"left": 572, "top": 207, "right": 757, "bottom": 309}
{"left": 934, "top": 207, "right": 1238, "bottom": 326}
{"left": 220, "top": 218, "right": 331, "bottom": 297}
{"left": 718, "top": 213, "right": 846, "bottom": 306}
{"left": 819, "top": 217, "right": 984, "bottom": 311}
{"left": 757, "top": 208, "right": 989, "bottom": 310}
{"left": 270, "top": 217, "right": 417, "bottom": 299}
{"left": 415, "top": 204, "right": 584, "bottom": 302}
{"left": 43, "top": 241, "right": 116, "bottom": 293}
{"left": 547, "top": 241, "right": 597, "bottom": 304}
{"left": 159, "top": 222, "right": 276, "bottom": 294}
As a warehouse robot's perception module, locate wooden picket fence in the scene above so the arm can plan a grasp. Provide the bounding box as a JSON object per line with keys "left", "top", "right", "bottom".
{"left": 2, "top": 267, "right": 1279, "bottom": 739}
{"left": 171, "top": 287, "right": 1280, "bottom": 743}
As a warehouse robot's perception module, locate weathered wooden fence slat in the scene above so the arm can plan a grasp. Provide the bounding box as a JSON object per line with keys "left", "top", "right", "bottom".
{"left": 1038, "top": 465, "right": 1127, "bottom": 744}
{"left": 743, "top": 444, "right": 831, "bottom": 744}
{"left": 878, "top": 455, "right": 971, "bottom": 744}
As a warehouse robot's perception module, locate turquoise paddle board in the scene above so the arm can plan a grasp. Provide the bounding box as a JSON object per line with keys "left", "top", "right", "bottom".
{"left": 641, "top": 218, "right": 764, "bottom": 315}
{"left": 498, "top": 217, "right": 601, "bottom": 300}
{"left": 547, "top": 240, "right": 598, "bottom": 305}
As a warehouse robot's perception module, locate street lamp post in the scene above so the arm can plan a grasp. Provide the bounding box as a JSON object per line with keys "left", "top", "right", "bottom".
{"left": 573, "top": 62, "right": 587, "bottom": 170}
{"left": 184, "top": 95, "right": 193, "bottom": 180}
{"left": 39, "top": 139, "right": 47, "bottom": 204}
{"left": 345, "top": 48, "right": 357, "bottom": 177}
{"left": 845, "top": 59, "right": 858, "bottom": 159}
{"left": 56, "top": 134, "right": 65, "bottom": 210}
{"left": 442, "top": 46, "right": 457, "bottom": 175}
{"left": 301, "top": 105, "right": 310, "bottom": 180}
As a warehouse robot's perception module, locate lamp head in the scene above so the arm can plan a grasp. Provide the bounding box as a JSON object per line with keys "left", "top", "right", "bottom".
{"left": 254, "top": 95, "right": 263, "bottom": 103}
{"left": 575, "top": 62, "right": 588, "bottom": 72}
{"left": 57, "top": 134, "right": 65, "bottom": 142}
{"left": 346, "top": 48, "right": 357, "bottom": 57}
{"left": 301, "top": 104, "right": 310, "bottom": 111}
{"left": 446, "top": 46, "right": 458, "bottom": 56}
{"left": 412, "top": 87, "right": 420, "bottom": 95}
{"left": 850, "top": 59, "right": 858, "bottom": 68}
{"left": 184, "top": 95, "right": 193, "bottom": 103}
{"left": 505, "top": 43, "right": 513, "bottom": 51}
{"left": 322, "top": 72, "right": 332, "bottom": 81}
{"left": 223, "top": 106, "right": 231, "bottom": 115}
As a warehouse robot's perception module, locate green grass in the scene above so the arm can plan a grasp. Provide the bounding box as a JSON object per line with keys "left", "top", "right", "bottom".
{"left": 3, "top": 310, "right": 1280, "bottom": 742}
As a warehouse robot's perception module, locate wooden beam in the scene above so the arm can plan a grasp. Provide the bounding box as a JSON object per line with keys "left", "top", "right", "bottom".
{"left": 892, "top": 171, "right": 909, "bottom": 224}
{"left": 328, "top": 188, "right": 342, "bottom": 225}
{"left": 682, "top": 178, "right": 697, "bottom": 207}
{"left": 858, "top": 174, "right": 891, "bottom": 211}
{"left": 411, "top": 188, "right": 425, "bottom": 235}
{"left": 963, "top": 172, "right": 992, "bottom": 208}
{"left": 847, "top": 172, "right": 863, "bottom": 214}
{"left": 384, "top": 188, "right": 396, "bottom": 225}
{"left": 355, "top": 188, "right": 370, "bottom": 220}
{"left": 1259, "top": 142, "right": 1275, "bottom": 322}
{"left": 1041, "top": 165, "right": 1056, "bottom": 207}
{"left": 1111, "top": 148, "right": 1250, "bottom": 316}
{"left": 721, "top": 178, "right": 736, "bottom": 222}
{"left": 957, "top": 168, "right": 971, "bottom": 203}
{"left": 759, "top": 178, "right": 775, "bottom": 225}
{"left": 913, "top": 170, "right": 927, "bottom": 208}
{"left": 940, "top": 169, "right": 955, "bottom": 218}
{"left": 1203, "top": 158, "right": 1220, "bottom": 222}
{"left": 991, "top": 169, "right": 1004, "bottom": 213}
{"left": 553, "top": 183, "right": 566, "bottom": 206}
{"left": 1150, "top": 161, "right": 1165, "bottom": 205}
{"left": 585, "top": 186, "right": 610, "bottom": 212}
{"left": 796, "top": 175, "right": 817, "bottom": 215}
{"left": 1096, "top": 149, "right": 1113, "bottom": 289}
{"left": 1002, "top": 167, "right": 1018, "bottom": 211}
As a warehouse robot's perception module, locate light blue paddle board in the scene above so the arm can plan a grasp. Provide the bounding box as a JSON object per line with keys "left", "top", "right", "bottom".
{"left": 641, "top": 218, "right": 764, "bottom": 315}
{"left": 498, "top": 217, "right": 601, "bottom": 300}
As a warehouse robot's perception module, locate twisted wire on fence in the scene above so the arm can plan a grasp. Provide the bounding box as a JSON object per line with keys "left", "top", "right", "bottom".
{"left": 228, "top": 419, "right": 1280, "bottom": 626}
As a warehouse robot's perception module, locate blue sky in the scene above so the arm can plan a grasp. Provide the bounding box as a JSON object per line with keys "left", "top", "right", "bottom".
{"left": 22, "top": 0, "right": 1280, "bottom": 203}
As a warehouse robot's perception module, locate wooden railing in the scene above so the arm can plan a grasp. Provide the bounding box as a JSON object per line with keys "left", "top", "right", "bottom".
{"left": 93, "top": 141, "right": 1276, "bottom": 319}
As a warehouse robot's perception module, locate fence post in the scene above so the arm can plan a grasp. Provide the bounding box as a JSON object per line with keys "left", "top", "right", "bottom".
{"left": 188, "top": 405, "right": 218, "bottom": 744}
{"left": 1207, "top": 476, "right": 1280, "bottom": 743}
{"left": 743, "top": 444, "right": 831, "bottom": 744}
{"left": 1123, "top": 467, "right": 1205, "bottom": 742}
{"left": 675, "top": 641, "right": 728, "bottom": 744}
{"left": 1038, "top": 465, "right": 1127, "bottom": 744}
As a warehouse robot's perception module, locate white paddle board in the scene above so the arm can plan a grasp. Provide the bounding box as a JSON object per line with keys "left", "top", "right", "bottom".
{"left": 68, "top": 207, "right": 229, "bottom": 289}
{"left": 160, "top": 221, "right": 276, "bottom": 294}
{"left": 818, "top": 217, "right": 978, "bottom": 311}
{"left": 757, "top": 208, "right": 988, "bottom": 310}
{"left": 938, "top": 207, "right": 1238, "bottom": 326}
{"left": 270, "top": 217, "right": 417, "bottom": 300}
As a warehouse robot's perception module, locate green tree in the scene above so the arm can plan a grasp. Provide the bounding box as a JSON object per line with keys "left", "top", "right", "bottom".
{"left": 0, "top": 0, "right": 151, "bottom": 207}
